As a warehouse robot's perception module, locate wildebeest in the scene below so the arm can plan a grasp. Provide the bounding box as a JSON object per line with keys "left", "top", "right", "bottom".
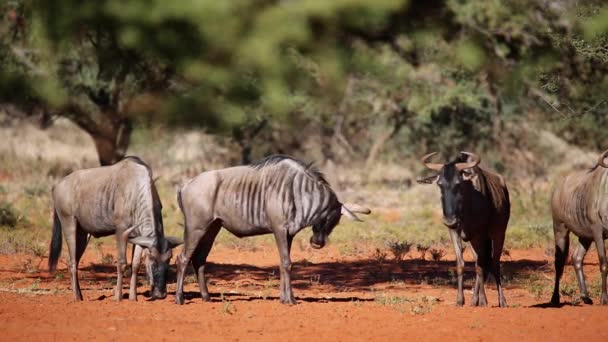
{"left": 175, "top": 155, "right": 370, "bottom": 305}
{"left": 550, "top": 149, "right": 608, "bottom": 305}
{"left": 418, "top": 151, "right": 510, "bottom": 307}
{"left": 48, "top": 156, "right": 182, "bottom": 301}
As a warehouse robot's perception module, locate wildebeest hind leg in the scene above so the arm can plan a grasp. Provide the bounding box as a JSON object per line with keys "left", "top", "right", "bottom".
{"left": 551, "top": 221, "right": 569, "bottom": 306}
{"left": 572, "top": 237, "right": 593, "bottom": 304}
{"left": 175, "top": 222, "right": 209, "bottom": 305}
{"left": 490, "top": 234, "right": 507, "bottom": 307}
{"left": 591, "top": 224, "right": 608, "bottom": 305}
{"left": 61, "top": 215, "right": 83, "bottom": 301}
{"left": 191, "top": 221, "right": 221, "bottom": 302}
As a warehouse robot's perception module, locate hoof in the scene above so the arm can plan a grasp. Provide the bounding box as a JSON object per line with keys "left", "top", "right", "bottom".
{"left": 472, "top": 296, "right": 487, "bottom": 307}
{"left": 456, "top": 299, "right": 464, "bottom": 307}
{"left": 129, "top": 296, "right": 137, "bottom": 302}
{"left": 176, "top": 293, "right": 185, "bottom": 305}
{"left": 201, "top": 294, "right": 212, "bottom": 302}
{"left": 600, "top": 295, "right": 608, "bottom": 305}
{"left": 280, "top": 297, "right": 297, "bottom": 305}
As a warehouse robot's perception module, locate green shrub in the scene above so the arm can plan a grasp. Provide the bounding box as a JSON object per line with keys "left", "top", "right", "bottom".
{"left": 0, "top": 202, "right": 18, "bottom": 228}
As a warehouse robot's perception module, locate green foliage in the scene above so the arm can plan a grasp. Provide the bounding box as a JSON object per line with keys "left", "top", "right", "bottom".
{"left": 0, "top": 202, "right": 19, "bottom": 228}
{"left": 1, "top": 0, "right": 607, "bottom": 164}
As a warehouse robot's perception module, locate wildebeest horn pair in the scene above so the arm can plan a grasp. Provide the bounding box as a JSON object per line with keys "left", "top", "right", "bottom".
{"left": 420, "top": 151, "right": 481, "bottom": 171}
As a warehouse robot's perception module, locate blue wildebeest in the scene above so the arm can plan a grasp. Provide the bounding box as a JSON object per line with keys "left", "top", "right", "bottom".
{"left": 551, "top": 149, "right": 608, "bottom": 306}
{"left": 48, "top": 156, "right": 183, "bottom": 301}
{"left": 418, "top": 152, "right": 510, "bottom": 307}
{"left": 175, "top": 155, "right": 370, "bottom": 305}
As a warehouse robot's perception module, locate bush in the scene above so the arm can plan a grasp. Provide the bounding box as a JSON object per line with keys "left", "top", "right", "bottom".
{"left": 0, "top": 202, "right": 18, "bottom": 228}
{"left": 387, "top": 241, "right": 412, "bottom": 262}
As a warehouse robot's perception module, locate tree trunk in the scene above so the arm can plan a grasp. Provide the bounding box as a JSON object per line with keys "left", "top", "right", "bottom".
{"left": 91, "top": 116, "right": 132, "bottom": 166}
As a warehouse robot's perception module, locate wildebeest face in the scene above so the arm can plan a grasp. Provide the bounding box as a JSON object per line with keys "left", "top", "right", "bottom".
{"left": 437, "top": 165, "right": 471, "bottom": 228}
{"left": 149, "top": 246, "right": 173, "bottom": 299}
{"left": 418, "top": 151, "right": 480, "bottom": 228}
{"left": 310, "top": 206, "right": 342, "bottom": 249}
{"left": 131, "top": 236, "right": 183, "bottom": 299}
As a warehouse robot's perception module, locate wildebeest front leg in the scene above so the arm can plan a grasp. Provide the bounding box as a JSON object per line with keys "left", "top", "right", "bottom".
{"left": 591, "top": 224, "right": 608, "bottom": 305}
{"left": 114, "top": 226, "right": 135, "bottom": 301}
{"left": 572, "top": 237, "right": 593, "bottom": 304}
{"left": 470, "top": 239, "right": 488, "bottom": 307}
{"left": 551, "top": 221, "right": 569, "bottom": 305}
{"left": 448, "top": 229, "right": 465, "bottom": 306}
{"left": 274, "top": 230, "right": 295, "bottom": 305}
{"left": 129, "top": 244, "right": 144, "bottom": 301}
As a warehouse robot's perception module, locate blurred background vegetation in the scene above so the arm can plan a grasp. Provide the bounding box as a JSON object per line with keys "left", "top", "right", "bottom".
{"left": 1, "top": 0, "right": 607, "bottom": 258}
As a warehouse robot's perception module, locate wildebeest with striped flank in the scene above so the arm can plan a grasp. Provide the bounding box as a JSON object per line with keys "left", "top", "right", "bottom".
{"left": 418, "top": 152, "right": 510, "bottom": 307}
{"left": 48, "top": 156, "right": 183, "bottom": 301}
{"left": 550, "top": 149, "right": 608, "bottom": 306}
{"left": 175, "top": 155, "right": 371, "bottom": 305}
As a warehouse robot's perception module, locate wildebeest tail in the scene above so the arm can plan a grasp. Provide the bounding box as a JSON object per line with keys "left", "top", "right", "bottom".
{"left": 177, "top": 186, "right": 184, "bottom": 214}
{"left": 48, "top": 209, "right": 62, "bottom": 273}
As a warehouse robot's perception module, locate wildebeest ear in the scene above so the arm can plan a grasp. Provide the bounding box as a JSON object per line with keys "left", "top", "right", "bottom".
{"left": 416, "top": 175, "right": 438, "bottom": 184}
{"left": 129, "top": 236, "right": 155, "bottom": 249}
{"left": 341, "top": 205, "right": 363, "bottom": 222}
{"left": 165, "top": 236, "right": 184, "bottom": 248}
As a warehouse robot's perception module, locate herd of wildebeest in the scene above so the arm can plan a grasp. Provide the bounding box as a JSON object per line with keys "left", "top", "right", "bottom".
{"left": 45, "top": 149, "right": 608, "bottom": 307}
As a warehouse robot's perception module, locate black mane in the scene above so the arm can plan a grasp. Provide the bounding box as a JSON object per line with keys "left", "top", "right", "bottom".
{"left": 250, "top": 154, "right": 329, "bottom": 184}
{"left": 122, "top": 155, "right": 154, "bottom": 178}
{"left": 123, "top": 155, "right": 149, "bottom": 167}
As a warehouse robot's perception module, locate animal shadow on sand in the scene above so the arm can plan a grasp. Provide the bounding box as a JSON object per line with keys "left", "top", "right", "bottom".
{"left": 14, "top": 257, "right": 550, "bottom": 303}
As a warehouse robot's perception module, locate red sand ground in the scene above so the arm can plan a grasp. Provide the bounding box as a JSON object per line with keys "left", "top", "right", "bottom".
{"left": 1, "top": 246, "right": 606, "bottom": 341}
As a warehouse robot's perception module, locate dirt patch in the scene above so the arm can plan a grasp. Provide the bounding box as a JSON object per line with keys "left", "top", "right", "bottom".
{"left": 0, "top": 246, "right": 606, "bottom": 341}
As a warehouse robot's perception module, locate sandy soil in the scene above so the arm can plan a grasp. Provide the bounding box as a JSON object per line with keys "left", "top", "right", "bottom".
{"left": 0, "top": 246, "right": 606, "bottom": 341}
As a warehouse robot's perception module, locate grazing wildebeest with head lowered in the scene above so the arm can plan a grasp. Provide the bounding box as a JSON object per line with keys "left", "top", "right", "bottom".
{"left": 551, "top": 149, "right": 608, "bottom": 306}
{"left": 48, "top": 156, "right": 183, "bottom": 301}
{"left": 418, "top": 151, "right": 510, "bottom": 307}
{"left": 175, "top": 154, "right": 371, "bottom": 305}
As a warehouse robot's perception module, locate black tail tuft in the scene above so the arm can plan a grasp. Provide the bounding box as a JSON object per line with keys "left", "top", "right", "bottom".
{"left": 48, "top": 209, "right": 63, "bottom": 273}
{"left": 176, "top": 187, "right": 184, "bottom": 213}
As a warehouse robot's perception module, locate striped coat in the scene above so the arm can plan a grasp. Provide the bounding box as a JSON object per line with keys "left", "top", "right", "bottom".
{"left": 48, "top": 156, "right": 181, "bottom": 302}
{"left": 175, "top": 155, "right": 369, "bottom": 305}
{"left": 179, "top": 155, "right": 340, "bottom": 237}
{"left": 550, "top": 149, "right": 608, "bottom": 305}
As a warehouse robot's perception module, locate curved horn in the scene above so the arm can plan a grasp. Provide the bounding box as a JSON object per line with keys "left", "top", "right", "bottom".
{"left": 598, "top": 149, "right": 608, "bottom": 168}
{"left": 342, "top": 203, "right": 371, "bottom": 215}
{"left": 420, "top": 152, "right": 444, "bottom": 171}
{"left": 455, "top": 151, "right": 480, "bottom": 171}
{"left": 341, "top": 206, "right": 362, "bottom": 222}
